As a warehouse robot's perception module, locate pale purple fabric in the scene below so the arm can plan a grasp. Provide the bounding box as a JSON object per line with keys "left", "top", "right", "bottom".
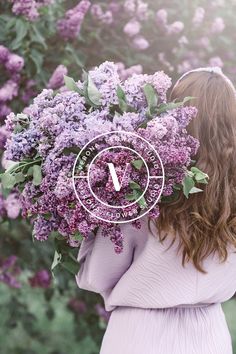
{"left": 76, "top": 215, "right": 236, "bottom": 353}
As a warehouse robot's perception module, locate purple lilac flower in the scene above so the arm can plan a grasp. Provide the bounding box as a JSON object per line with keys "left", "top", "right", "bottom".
{"left": 209, "top": 56, "right": 224, "bottom": 68}
{"left": 116, "top": 62, "right": 143, "bottom": 80}
{"left": 136, "top": 0, "right": 149, "bottom": 21}
{"left": 0, "top": 255, "right": 21, "bottom": 288}
{"left": 47, "top": 65, "right": 68, "bottom": 90}
{"left": 156, "top": 9, "right": 168, "bottom": 27}
{"left": 88, "top": 61, "right": 121, "bottom": 106}
{"left": 0, "top": 46, "right": 10, "bottom": 63}
{"left": 211, "top": 17, "right": 225, "bottom": 33}
{"left": 21, "top": 80, "right": 37, "bottom": 104}
{"left": 5, "top": 128, "right": 41, "bottom": 161}
{"left": 0, "top": 125, "right": 10, "bottom": 149}
{"left": 158, "top": 53, "right": 174, "bottom": 72}
{"left": 124, "top": 71, "right": 171, "bottom": 109}
{"left": 132, "top": 35, "right": 149, "bottom": 50}
{"left": 197, "top": 37, "right": 210, "bottom": 49}
{"left": 0, "top": 192, "right": 6, "bottom": 218}
{"left": 91, "top": 4, "right": 113, "bottom": 25}
{"left": 0, "top": 104, "right": 11, "bottom": 119}
{"left": 33, "top": 215, "right": 55, "bottom": 241}
{"left": 5, "top": 53, "right": 24, "bottom": 72}
{"left": 57, "top": 0, "right": 91, "bottom": 40}
{"left": 167, "top": 21, "right": 184, "bottom": 35}
{"left": 123, "top": 0, "right": 136, "bottom": 15}
{"left": 123, "top": 19, "right": 141, "bottom": 37}
{"left": 4, "top": 192, "right": 21, "bottom": 219}
{"left": 192, "top": 7, "right": 205, "bottom": 27}
{"left": 0, "top": 80, "right": 18, "bottom": 102}
{"left": 29, "top": 269, "right": 51, "bottom": 288}
{"left": 123, "top": 0, "right": 148, "bottom": 21}
{"left": 95, "top": 303, "right": 111, "bottom": 322}
{"left": 10, "top": 0, "right": 54, "bottom": 21}
{"left": 68, "top": 298, "right": 87, "bottom": 314}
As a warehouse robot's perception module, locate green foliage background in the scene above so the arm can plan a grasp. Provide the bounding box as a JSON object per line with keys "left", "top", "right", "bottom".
{"left": 1, "top": 1, "right": 236, "bottom": 353}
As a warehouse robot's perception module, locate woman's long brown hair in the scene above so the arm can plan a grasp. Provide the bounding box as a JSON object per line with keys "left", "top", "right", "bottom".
{"left": 149, "top": 70, "right": 236, "bottom": 272}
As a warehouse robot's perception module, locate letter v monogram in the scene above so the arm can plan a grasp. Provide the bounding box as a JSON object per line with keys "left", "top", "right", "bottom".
{"left": 107, "top": 163, "right": 130, "bottom": 191}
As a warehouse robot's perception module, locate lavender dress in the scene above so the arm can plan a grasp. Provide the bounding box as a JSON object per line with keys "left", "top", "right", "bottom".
{"left": 76, "top": 216, "right": 236, "bottom": 354}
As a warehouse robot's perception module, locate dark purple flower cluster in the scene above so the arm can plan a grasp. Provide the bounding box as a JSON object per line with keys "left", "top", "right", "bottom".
{"left": 0, "top": 255, "right": 21, "bottom": 288}
{"left": 28, "top": 269, "right": 51, "bottom": 288}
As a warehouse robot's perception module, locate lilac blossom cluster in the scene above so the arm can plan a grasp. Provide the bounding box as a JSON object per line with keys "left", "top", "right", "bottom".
{"left": 155, "top": 7, "right": 226, "bottom": 74}
{"left": 0, "top": 255, "right": 21, "bottom": 288}
{"left": 91, "top": 0, "right": 150, "bottom": 51}
{"left": 90, "top": 1, "right": 227, "bottom": 73}
{"left": 57, "top": 0, "right": 91, "bottom": 40}
{"left": 0, "top": 45, "right": 24, "bottom": 120}
{"left": 47, "top": 65, "right": 68, "bottom": 90}
{"left": 4, "top": 61, "right": 199, "bottom": 253}
{"left": 0, "top": 187, "right": 21, "bottom": 220}
{"left": 9, "top": 0, "right": 54, "bottom": 21}
{"left": 28, "top": 269, "right": 51, "bottom": 288}
{"left": 115, "top": 62, "right": 143, "bottom": 81}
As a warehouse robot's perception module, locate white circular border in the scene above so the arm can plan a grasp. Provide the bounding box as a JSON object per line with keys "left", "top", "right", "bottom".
{"left": 72, "top": 130, "right": 165, "bottom": 224}
{"left": 87, "top": 145, "right": 150, "bottom": 209}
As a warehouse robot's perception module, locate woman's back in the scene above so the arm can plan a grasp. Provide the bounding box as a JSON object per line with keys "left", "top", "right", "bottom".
{"left": 104, "top": 217, "right": 236, "bottom": 310}
{"left": 76, "top": 216, "right": 236, "bottom": 353}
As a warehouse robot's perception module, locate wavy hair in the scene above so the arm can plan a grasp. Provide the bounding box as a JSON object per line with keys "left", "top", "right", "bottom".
{"left": 148, "top": 70, "right": 236, "bottom": 272}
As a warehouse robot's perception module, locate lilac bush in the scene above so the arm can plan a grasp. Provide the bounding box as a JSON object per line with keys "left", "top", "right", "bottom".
{"left": 0, "top": 45, "right": 24, "bottom": 119}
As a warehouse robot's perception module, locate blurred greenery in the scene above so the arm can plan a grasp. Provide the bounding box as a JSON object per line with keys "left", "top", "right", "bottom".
{"left": 1, "top": 0, "right": 236, "bottom": 352}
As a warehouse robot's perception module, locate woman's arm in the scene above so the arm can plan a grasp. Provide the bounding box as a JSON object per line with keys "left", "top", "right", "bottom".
{"left": 75, "top": 223, "right": 138, "bottom": 294}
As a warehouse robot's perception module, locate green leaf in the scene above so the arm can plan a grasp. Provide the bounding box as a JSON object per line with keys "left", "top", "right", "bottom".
{"left": 85, "top": 73, "right": 102, "bottom": 107}
{"left": 125, "top": 193, "right": 136, "bottom": 201}
{"left": 71, "top": 231, "right": 84, "bottom": 242}
{"left": 5, "top": 161, "right": 20, "bottom": 174}
{"left": 62, "top": 146, "right": 81, "bottom": 156}
{"left": 116, "top": 85, "right": 128, "bottom": 112}
{"left": 198, "top": 178, "right": 208, "bottom": 184}
{"left": 30, "top": 24, "right": 47, "bottom": 49}
{"left": 51, "top": 251, "right": 62, "bottom": 271}
{"left": 190, "top": 167, "right": 209, "bottom": 181}
{"left": 1, "top": 173, "right": 16, "bottom": 190}
{"left": 64, "top": 75, "right": 84, "bottom": 95}
{"left": 129, "top": 180, "right": 141, "bottom": 190}
{"left": 14, "top": 172, "right": 25, "bottom": 183}
{"left": 156, "top": 96, "right": 195, "bottom": 115}
{"left": 131, "top": 159, "right": 143, "bottom": 170}
{"left": 189, "top": 187, "right": 203, "bottom": 194}
{"left": 182, "top": 175, "right": 195, "bottom": 198}
{"left": 11, "top": 19, "right": 28, "bottom": 50}
{"left": 32, "top": 165, "right": 42, "bottom": 186}
{"left": 61, "top": 255, "right": 80, "bottom": 275}
{"left": 173, "top": 183, "right": 182, "bottom": 190}
{"left": 143, "top": 84, "right": 158, "bottom": 116}
{"left": 138, "top": 196, "right": 147, "bottom": 209}
{"left": 29, "top": 49, "right": 43, "bottom": 75}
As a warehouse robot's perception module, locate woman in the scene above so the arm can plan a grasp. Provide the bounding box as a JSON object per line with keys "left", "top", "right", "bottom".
{"left": 76, "top": 67, "right": 236, "bottom": 354}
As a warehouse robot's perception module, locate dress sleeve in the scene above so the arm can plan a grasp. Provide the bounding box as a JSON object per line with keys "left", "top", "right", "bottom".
{"left": 75, "top": 223, "right": 137, "bottom": 294}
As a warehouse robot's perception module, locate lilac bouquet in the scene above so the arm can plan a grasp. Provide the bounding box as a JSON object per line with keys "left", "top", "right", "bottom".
{"left": 0, "top": 61, "right": 208, "bottom": 273}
